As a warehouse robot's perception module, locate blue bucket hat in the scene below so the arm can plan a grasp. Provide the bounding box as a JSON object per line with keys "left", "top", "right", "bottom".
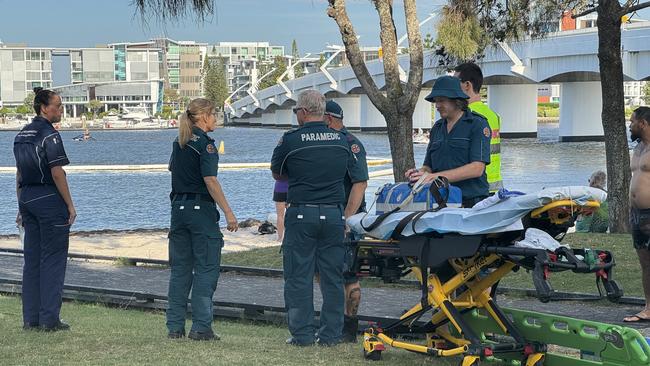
{"left": 325, "top": 100, "right": 344, "bottom": 119}
{"left": 424, "top": 75, "right": 469, "bottom": 102}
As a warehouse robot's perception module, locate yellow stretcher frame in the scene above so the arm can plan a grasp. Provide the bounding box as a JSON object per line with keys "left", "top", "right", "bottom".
{"left": 359, "top": 200, "right": 607, "bottom": 366}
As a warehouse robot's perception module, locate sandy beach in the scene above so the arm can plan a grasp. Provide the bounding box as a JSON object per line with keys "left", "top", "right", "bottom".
{"left": 0, "top": 227, "right": 280, "bottom": 260}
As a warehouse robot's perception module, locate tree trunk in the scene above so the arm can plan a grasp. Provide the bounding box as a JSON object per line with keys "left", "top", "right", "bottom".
{"left": 328, "top": 0, "right": 421, "bottom": 182}
{"left": 385, "top": 109, "right": 416, "bottom": 182}
{"left": 597, "top": 1, "right": 630, "bottom": 233}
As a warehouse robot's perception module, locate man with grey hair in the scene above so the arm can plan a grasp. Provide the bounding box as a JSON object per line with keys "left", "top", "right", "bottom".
{"left": 271, "top": 89, "right": 366, "bottom": 346}
{"left": 576, "top": 170, "right": 608, "bottom": 233}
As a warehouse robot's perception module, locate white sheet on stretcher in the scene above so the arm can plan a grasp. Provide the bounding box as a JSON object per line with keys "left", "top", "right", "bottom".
{"left": 348, "top": 186, "right": 607, "bottom": 239}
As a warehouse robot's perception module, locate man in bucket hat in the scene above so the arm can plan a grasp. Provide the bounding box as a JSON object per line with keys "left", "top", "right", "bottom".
{"left": 405, "top": 75, "right": 492, "bottom": 208}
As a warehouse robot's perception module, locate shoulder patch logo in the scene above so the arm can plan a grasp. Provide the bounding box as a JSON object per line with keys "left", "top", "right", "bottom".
{"left": 351, "top": 144, "right": 361, "bottom": 154}
{"left": 206, "top": 144, "right": 216, "bottom": 154}
{"left": 277, "top": 137, "right": 283, "bottom": 146}
{"left": 483, "top": 127, "right": 490, "bottom": 138}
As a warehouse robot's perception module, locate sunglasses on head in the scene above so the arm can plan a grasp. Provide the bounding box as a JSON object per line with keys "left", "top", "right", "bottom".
{"left": 292, "top": 107, "right": 305, "bottom": 114}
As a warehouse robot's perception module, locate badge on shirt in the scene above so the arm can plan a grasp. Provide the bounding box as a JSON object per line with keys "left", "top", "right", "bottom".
{"left": 351, "top": 144, "right": 360, "bottom": 154}
{"left": 483, "top": 127, "right": 490, "bottom": 138}
{"left": 190, "top": 134, "right": 200, "bottom": 142}
{"left": 206, "top": 144, "right": 216, "bottom": 154}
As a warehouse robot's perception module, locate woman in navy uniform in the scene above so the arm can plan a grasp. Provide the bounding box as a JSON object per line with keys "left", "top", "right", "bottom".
{"left": 166, "top": 98, "right": 238, "bottom": 340}
{"left": 14, "top": 87, "right": 76, "bottom": 331}
{"left": 406, "top": 76, "right": 491, "bottom": 208}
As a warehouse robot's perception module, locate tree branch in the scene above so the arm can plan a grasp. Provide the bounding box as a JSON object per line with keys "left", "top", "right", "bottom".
{"left": 571, "top": 6, "right": 597, "bottom": 19}
{"left": 621, "top": 1, "right": 650, "bottom": 16}
{"left": 327, "top": 0, "right": 388, "bottom": 111}
{"left": 373, "top": 0, "right": 403, "bottom": 102}
{"left": 402, "top": 0, "right": 423, "bottom": 111}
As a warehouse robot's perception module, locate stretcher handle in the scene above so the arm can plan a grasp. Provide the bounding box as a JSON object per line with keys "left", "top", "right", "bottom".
{"left": 530, "top": 199, "right": 600, "bottom": 219}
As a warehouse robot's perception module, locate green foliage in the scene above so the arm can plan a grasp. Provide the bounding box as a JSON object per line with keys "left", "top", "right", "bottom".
{"left": 203, "top": 56, "right": 229, "bottom": 110}
{"left": 86, "top": 99, "right": 103, "bottom": 120}
{"left": 538, "top": 102, "right": 559, "bottom": 108}
{"left": 0, "top": 107, "right": 14, "bottom": 116}
{"left": 435, "top": 6, "right": 484, "bottom": 62}
{"left": 318, "top": 53, "right": 326, "bottom": 68}
{"left": 291, "top": 39, "right": 304, "bottom": 78}
{"left": 23, "top": 92, "right": 35, "bottom": 108}
{"left": 537, "top": 103, "right": 560, "bottom": 118}
{"left": 161, "top": 105, "right": 174, "bottom": 119}
{"left": 15, "top": 105, "right": 31, "bottom": 115}
{"left": 258, "top": 56, "right": 287, "bottom": 91}
{"left": 423, "top": 33, "right": 435, "bottom": 49}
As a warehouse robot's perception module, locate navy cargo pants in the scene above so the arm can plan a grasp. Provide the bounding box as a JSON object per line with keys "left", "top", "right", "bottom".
{"left": 282, "top": 204, "right": 345, "bottom": 344}
{"left": 19, "top": 185, "right": 71, "bottom": 327}
{"left": 166, "top": 195, "right": 224, "bottom": 334}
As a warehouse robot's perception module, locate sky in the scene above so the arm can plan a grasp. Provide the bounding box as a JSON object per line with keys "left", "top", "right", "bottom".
{"left": 2, "top": 0, "right": 648, "bottom": 53}
{"left": 0, "top": 0, "right": 444, "bottom": 53}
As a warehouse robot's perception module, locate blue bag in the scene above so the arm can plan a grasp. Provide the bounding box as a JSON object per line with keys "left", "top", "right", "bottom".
{"left": 375, "top": 177, "right": 462, "bottom": 215}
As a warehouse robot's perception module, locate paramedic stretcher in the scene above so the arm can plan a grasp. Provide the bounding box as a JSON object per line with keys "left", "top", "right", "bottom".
{"left": 345, "top": 181, "right": 650, "bottom": 366}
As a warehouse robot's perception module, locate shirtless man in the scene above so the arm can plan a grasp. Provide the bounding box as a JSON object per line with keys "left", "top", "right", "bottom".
{"left": 624, "top": 106, "right": 650, "bottom": 323}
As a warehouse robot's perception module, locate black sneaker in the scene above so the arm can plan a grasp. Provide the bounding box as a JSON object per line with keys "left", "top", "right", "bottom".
{"left": 188, "top": 329, "right": 220, "bottom": 341}
{"left": 168, "top": 330, "right": 185, "bottom": 339}
{"left": 40, "top": 321, "right": 70, "bottom": 332}
{"left": 23, "top": 322, "right": 39, "bottom": 331}
{"left": 286, "top": 337, "right": 314, "bottom": 347}
{"left": 341, "top": 316, "right": 359, "bottom": 343}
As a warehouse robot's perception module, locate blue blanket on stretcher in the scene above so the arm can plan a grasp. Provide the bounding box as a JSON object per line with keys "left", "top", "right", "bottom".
{"left": 348, "top": 186, "right": 607, "bottom": 239}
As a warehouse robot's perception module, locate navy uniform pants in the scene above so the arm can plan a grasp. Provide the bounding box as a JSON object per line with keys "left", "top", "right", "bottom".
{"left": 166, "top": 196, "right": 223, "bottom": 333}
{"left": 283, "top": 204, "right": 345, "bottom": 344}
{"left": 19, "top": 185, "right": 70, "bottom": 327}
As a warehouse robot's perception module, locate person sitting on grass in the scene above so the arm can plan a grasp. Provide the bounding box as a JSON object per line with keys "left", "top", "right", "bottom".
{"left": 575, "top": 170, "right": 608, "bottom": 233}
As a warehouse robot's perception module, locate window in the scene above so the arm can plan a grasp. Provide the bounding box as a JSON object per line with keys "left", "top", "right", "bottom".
{"left": 12, "top": 50, "right": 24, "bottom": 61}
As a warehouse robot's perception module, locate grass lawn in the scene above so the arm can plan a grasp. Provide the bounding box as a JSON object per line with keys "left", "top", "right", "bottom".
{"left": 222, "top": 233, "right": 643, "bottom": 297}
{"left": 0, "top": 295, "right": 461, "bottom": 366}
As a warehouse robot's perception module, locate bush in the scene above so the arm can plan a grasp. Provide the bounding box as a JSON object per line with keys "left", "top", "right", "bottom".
{"left": 16, "top": 105, "right": 31, "bottom": 115}
{"left": 538, "top": 102, "right": 559, "bottom": 109}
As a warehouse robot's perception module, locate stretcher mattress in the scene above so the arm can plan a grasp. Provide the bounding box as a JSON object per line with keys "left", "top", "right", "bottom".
{"left": 348, "top": 186, "right": 606, "bottom": 239}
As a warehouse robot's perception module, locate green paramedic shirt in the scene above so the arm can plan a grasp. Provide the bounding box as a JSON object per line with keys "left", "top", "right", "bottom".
{"left": 271, "top": 121, "right": 362, "bottom": 204}
{"left": 424, "top": 110, "right": 491, "bottom": 200}
{"left": 340, "top": 127, "right": 369, "bottom": 211}
{"left": 169, "top": 126, "right": 220, "bottom": 196}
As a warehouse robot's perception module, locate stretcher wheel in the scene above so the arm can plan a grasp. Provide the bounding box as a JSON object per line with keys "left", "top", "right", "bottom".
{"left": 363, "top": 349, "right": 382, "bottom": 361}
{"left": 604, "top": 280, "right": 623, "bottom": 302}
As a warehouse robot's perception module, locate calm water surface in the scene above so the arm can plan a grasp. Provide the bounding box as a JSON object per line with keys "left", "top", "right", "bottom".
{"left": 0, "top": 124, "right": 613, "bottom": 234}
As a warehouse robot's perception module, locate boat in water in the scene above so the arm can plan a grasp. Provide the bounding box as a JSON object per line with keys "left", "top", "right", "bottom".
{"left": 413, "top": 128, "right": 429, "bottom": 144}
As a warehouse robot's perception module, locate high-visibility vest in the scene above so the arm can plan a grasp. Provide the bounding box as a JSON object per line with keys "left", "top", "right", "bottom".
{"left": 469, "top": 101, "right": 503, "bottom": 192}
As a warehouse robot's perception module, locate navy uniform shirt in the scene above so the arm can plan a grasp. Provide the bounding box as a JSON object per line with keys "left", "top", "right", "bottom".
{"left": 271, "top": 121, "right": 362, "bottom": 204}
{"left": 14, "top": 116, "right": 70, "bottom": 187}
{"left": 424, "top": 110, "right": 491, "bottom": 200}
{"left": 340, "top": 127, "right": 369, "bottom": 212}
{"left": 169, "top": 126, "right": 219, "bottom": 196}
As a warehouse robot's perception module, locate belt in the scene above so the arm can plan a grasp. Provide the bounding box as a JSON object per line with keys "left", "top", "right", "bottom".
{"left": 290, "top": 203, "right": 341, "bottom": 208}
{"left": 172, "top": 193, "right": 214, "bottom": 203}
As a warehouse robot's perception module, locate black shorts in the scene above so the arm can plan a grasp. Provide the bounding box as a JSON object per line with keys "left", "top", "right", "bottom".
{"left": 631, "top": 207, "right": 650, "bottom": 249}
{"left": 273, "top": 191, "right": 287, "bottom": 203}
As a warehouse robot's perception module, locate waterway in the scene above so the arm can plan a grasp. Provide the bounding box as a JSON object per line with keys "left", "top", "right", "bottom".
{"left": 0, "top": 124, "right": 618, "bottom": 234}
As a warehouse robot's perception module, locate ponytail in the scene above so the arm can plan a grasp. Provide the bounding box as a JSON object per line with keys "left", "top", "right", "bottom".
{"left": 177, "top": 98, "right": 215, "bottom": 148}
{"left": 178, "top": 110, "right": 193, "bottom": 148}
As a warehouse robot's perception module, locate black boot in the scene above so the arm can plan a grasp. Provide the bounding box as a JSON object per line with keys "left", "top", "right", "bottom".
{"left": 341, "top": 315, "right": 358, "bottom": 343}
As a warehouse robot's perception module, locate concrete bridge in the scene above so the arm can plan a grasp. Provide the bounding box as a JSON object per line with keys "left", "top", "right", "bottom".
{"left": 229, "top": 22, "right": 650, "bottom": 141}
